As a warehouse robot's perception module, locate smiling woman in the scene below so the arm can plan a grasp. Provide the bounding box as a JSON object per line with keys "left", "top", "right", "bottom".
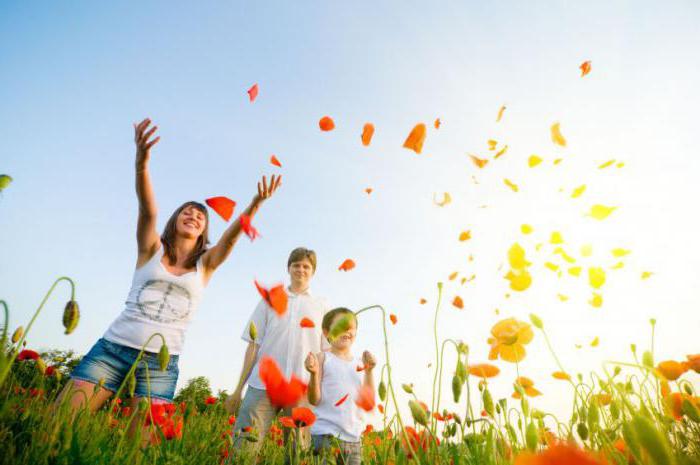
{"left": 55, "top": 118, "right": 282, "bottom": 429}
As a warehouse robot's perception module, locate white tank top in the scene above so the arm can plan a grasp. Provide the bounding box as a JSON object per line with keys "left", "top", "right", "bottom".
{"left": 310, "top": 352, "right": 365, "bottom": 442}
{"left": 104, "top": 246, "right": 205, "bottom": 354}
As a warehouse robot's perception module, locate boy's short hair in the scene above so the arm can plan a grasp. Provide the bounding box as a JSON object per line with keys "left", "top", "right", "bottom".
{"left": 322, "top": 307, "right": 358, "bottom": 332}
{"left": 287, "top": 247, "right": 317, "bottom": 272}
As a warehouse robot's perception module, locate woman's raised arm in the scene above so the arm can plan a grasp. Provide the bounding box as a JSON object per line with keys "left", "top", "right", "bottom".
{"left": 134, "top": 118, "right": 161, "bottom": 264}
{"left": 201, "top": 174, "right": 282, "bottom": 282}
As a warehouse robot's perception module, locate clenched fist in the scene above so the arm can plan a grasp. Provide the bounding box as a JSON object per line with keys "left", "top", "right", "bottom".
{"left": 362, "top": 351, "right": 376, "bottom": 371}
{"left": 305, "top": 352, "right": 319, "bottom": 374}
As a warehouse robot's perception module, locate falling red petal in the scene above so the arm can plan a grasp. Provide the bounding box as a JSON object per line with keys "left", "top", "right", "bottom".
{"left": 247, "top": 84, "right": 259, "bottom": 102}
{"left": 300, "top": 317, "right": 315, "bottom": 328}
{"left": 205, "top": 196, "right": 236, "bottom": 222}
{"left": 338, "top": 259, "right": 356, "bottom": 271}
{"left": 270, "top": 155, "right": 282, "bottom": 167}
{"left": 334, "top": 394, "right": 350, "bottom": 407}
{"left": 240, "top": 214, "right": 260, "bottom": 240}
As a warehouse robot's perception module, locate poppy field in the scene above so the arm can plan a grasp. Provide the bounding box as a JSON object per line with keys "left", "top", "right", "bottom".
{"left": 2, "top": 76, "right": 700, "bottom": 463}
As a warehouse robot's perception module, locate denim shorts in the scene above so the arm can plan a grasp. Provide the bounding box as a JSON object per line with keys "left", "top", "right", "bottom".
{"left": 70, "top": 338, "right": 179, "bottom": 401}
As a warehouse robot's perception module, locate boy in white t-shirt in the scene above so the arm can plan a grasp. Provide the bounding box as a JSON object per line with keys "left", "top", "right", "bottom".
{"left": 304, "top": 308, "right": 376, "bottom": 465}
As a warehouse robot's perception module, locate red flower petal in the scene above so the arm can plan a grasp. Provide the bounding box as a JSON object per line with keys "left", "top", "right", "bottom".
{"left": 319, "top": 116, "right": 335, "bottom": 131}
{"left": 254, "top": 281, "right": 288, "bottom": 316}
{"left": 300, "top": 317, "right": 315, "bottom": 328}
{"left": 205, "top": 196, "right": 236, "bottom": 222}
{"left": 259, "top": 357, "right": 307, "bottom": 408}
{"left": 17, "top": 349, "right": 40, "bottom": 361}
{"left": 240, "top": 214, "right": 260, "bottom": 240}
{"left": 355, "top": 385, "right": 375, "bottom": 412}
{"left": 247, "top": 83, "right": 259, "bottom": 102}
{"left": 338, "top": 259, "right": 355, "bottom": 271}
{"left": 270, "top": 155, "right": 282, "bottom": 167}
{"left": 334, "top": 393, "right": 350, "bottom": 407}
{"left": 361, "top": 123, "right": 374, "bottom": 146}
{"left": 389, "top": 314, "right": 398, "bottom": 325}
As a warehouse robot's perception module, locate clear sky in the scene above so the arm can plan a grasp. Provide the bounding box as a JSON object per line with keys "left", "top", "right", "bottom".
{"left": 2, "top": 0, "right": 699, "bottom": 422}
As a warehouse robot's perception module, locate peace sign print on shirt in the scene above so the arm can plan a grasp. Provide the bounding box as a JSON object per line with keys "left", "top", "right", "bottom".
{"left": 136, "top": 279, "right": 192, "bottom": 324}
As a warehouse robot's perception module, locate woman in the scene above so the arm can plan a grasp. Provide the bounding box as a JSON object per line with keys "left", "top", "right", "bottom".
{"left": 59, "top": 118, "right": 282, "bottom": 413}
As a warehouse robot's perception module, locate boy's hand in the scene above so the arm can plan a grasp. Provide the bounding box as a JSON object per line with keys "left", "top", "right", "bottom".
{"left": 304, "top": 352, "right": 318, "bottom": 374}
{"left": 362, "top": 351, "right": 376, "bottom": 371}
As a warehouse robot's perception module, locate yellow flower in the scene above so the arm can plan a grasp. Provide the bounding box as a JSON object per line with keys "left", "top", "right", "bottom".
{"left": 512, "top": 376, "right": 542, "bottom": 398}
{"left": 488, "top": 318, "right": 534, "bottom": 363}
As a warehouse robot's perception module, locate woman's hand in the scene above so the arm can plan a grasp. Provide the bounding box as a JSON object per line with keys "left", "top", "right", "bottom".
{"left": 134, "top": 118, "right": 160, "bottom": 166}
{"left": 254, "top": 174, "right": 282, "bottom": 204}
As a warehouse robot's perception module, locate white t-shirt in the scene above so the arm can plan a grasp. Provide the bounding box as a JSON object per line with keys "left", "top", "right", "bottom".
{"left": 242, "top": 288, "right": 330, "bottom": 390}
{"left": 104, "top": 247, "right": 205, "bottom": 354}
{"left": 310, "top": 351, "right": 365, "bottom": 442}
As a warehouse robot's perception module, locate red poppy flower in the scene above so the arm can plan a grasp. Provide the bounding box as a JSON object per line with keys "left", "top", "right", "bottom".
{"left": 247, "top": 83, "right": 258, "bottom": 102}
{"left": 279, "top": 416, "right": 296, "bottom": 428}
{"left": 300, "top": 317, "right": 315, "bottom": 328}
{"left": 355, "top": 384, "right": 375, "bottom": 412}
{"left": 270, "top": 155, "right": 282, "bottom": 167}
{"left": 239, "top": 214, "right": 260, "bottom": 240}
{"left": 205, "top": 396, "right": 217, "bottom": 405}
{"left": 161, "top": 416, "right": 183, "bottom": 440}
{"left": 17, "top": 349, "right": 39, "bottom": 361}
{"left": 254, "top": 280, "right": 289, "bottom": 316}
{"left": 259, "top": 357, "right": 307, "bottom": 408}
{"left": 334, "top": 393, "right": 349, "bottom": 407}
{"left": 378, "top": 404, "right": 384, "bottom": 414}
{"left": 45, "top": 366, "right": 56, "bottom": 377}
{"left": 338, "top": 259, "right": 355, "bottom": 271}
{"left": 228, "top": 415, "right": 236, "bottom": 425}
{"left": 291, "top": 407, "right": 316, "bottom": 427}
{"left": 319, "top": 116, "right": 335, "bottom": 131}
{"left": 205, "top": 196, "right": 236, "bottom": 222}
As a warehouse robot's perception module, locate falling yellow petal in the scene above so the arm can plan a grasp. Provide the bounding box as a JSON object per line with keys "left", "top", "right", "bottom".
{"left": 460, "top": 277, "right": 466, "bottom": 285}
{"left": 612, "top": 248, "right": 630, "bottom": 257}
{"left": 494, "top": 145, "right": 508, "bottom": 159}
{"left": 553, "top": 247, "right": 576, "bottom": 263}
{"left": 469, "top": 154, "right": 489, "bottom": 168}
{"left": 616, "top": 162, "right": 625, "bottom": 168}
{"left": 535, "top": 243, "right": 543, "bottom": 251}
{"left": 528, "top": 155, "right": 542, "bottom": 168}
{"left": 550, "top": 122, "right": 567, "bottom": 147}
{"left": 568, "top": 266, "right": 582, "bottom": 277}
{"left": 557, "top": 294, "right": 569, "bottom": 302}
{"left": 588, "top": 204, "right": 617, "bottom": 220}
{"left": 521, "top": 224, "right": 533, "bottom": 235}
{"left": 459, "top": 231, "right": 472, "bottom": 241}
{"left": 580, "top": 244, "right": 593, "bottom": 257}
{"left": 553, "top": 158, "right": 563, "bottom": 165}
{"left": 448, "top": 271, "right": 458, "bottom": 281}
{"left": 588, "top": 267, "right": 606, "bottom": 289}
{"left": 598, "top": 159, "right": 616, "bottom": 169}
{"left": 505, "top": 269, "right": 532, "bottom": 291}
{"left": 611, "top": 261, "right": 625, "bottom": 270}
{"left": 590, "top": 337, "right": 600, "bottom": 347}
{"left": 508, "top": 243, "right": 530, "bottom": 270}
{"left": 503, "top": 178, "right": 519, "bottom": 192}
{"left": 545, "top": 262, "right": 559, "bottom": 272}
{"left": 589, "top": 292, "right": 603, "bottom": 308}
{"left": 468, "top": 254, "right": 474, "bottom": 262}
{"left": 433, "top": 192, "right": 452, "bottom": 207}
{"left": 487, "top": 139, "right": 498, "bottom": 151}
{"left": 641, "top": 271, "right": 653, "bottom": 280}
{"left": 549, "top": 232, "right": 564, "bottom": 244}
{"left": 571, "top": 185, "right": 586, "bottom": 198}
{"left": 575, "top": 344, "right": 583, "bottom": 349}
{"left": 496, "top": 105, "right": 506, "bottom": 122}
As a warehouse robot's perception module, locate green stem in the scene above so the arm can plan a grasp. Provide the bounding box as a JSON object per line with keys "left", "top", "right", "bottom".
{"left": 430, "top": 283, "right": 444, "bottom": 422}
{"left": 354, "top": 304, "right": 419, "bottom": 463}
{"left": 0, "top": 277, "right": 76, "bottom": 387}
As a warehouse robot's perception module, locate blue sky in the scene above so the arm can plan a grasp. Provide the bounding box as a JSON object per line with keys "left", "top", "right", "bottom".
{"left": 2, "top": 0, "right": 699, "bottom": 420}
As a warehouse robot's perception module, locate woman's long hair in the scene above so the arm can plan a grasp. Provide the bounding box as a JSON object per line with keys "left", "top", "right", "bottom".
{"left": 161, "top": 201, "right": 210, "bottom": 269}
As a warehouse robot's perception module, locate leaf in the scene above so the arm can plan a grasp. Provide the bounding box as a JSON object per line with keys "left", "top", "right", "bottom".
{"left": 433, "top": 192, "right": 452, "bottom": 207}
{"left": 452, "top": 296, "right": 464, "bottom": 309}
{"left": 403, "top": 123, "right": 427, "bottom": 154}
{"left": 205, "top": 196, "right": 237, "bottom": 222}
{"left": 300, "top": 317, "right": 315, "bottom": 328}
{"left": 503, "top": 178, "right": 519, "bottom": 192}
{"left": 571, "top": 185, "right": 586, "bottom": 198}
{"left": 434, "top": 118, "right": 441, "bottom": 129}
{"left": 338, "top": 259, "right": 355, "bottom": 272}
{"left": 459, "top": 231, "right": 471, "bottom": 241}
{"left": 319, "top": 116, "right": 335, "bottom": 131}
{"left": 528, "top": 155, "right": 542, "bottom": 167}
{"left": 579, "top": 60, "right": 592, "bottom": 77}
{"left": 247, "top": 83, "right": 259, "bottom": 102}
{"left": 361, "top": 123, "right": 375, "bottom": 146}
{"left": 469, "top": 154, "right": 489, "bottom": 168}
{"left": 598, "top": 159, "right": 616, "bottom": 169}
{"left": 270, "top": 155, "right": 282, "bottom": 167}
{"left": 494, "top": 145, "right": 508, "bottom": 159}
{"left": 496, "top": 105, "right": 506, "bottom": 122}
{"left": 550, "top": 122, "right": 567, "bottom": 147}
{"left": 334, "top": 394, "right": 350, "bottom": 407}
{"left": 588, "top": 204, "right": 616, "bottom": 220}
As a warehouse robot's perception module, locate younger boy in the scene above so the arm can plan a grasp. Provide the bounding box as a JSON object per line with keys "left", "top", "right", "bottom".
{"left": 304, "top": 308, "right": 376, "bottom": 465}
